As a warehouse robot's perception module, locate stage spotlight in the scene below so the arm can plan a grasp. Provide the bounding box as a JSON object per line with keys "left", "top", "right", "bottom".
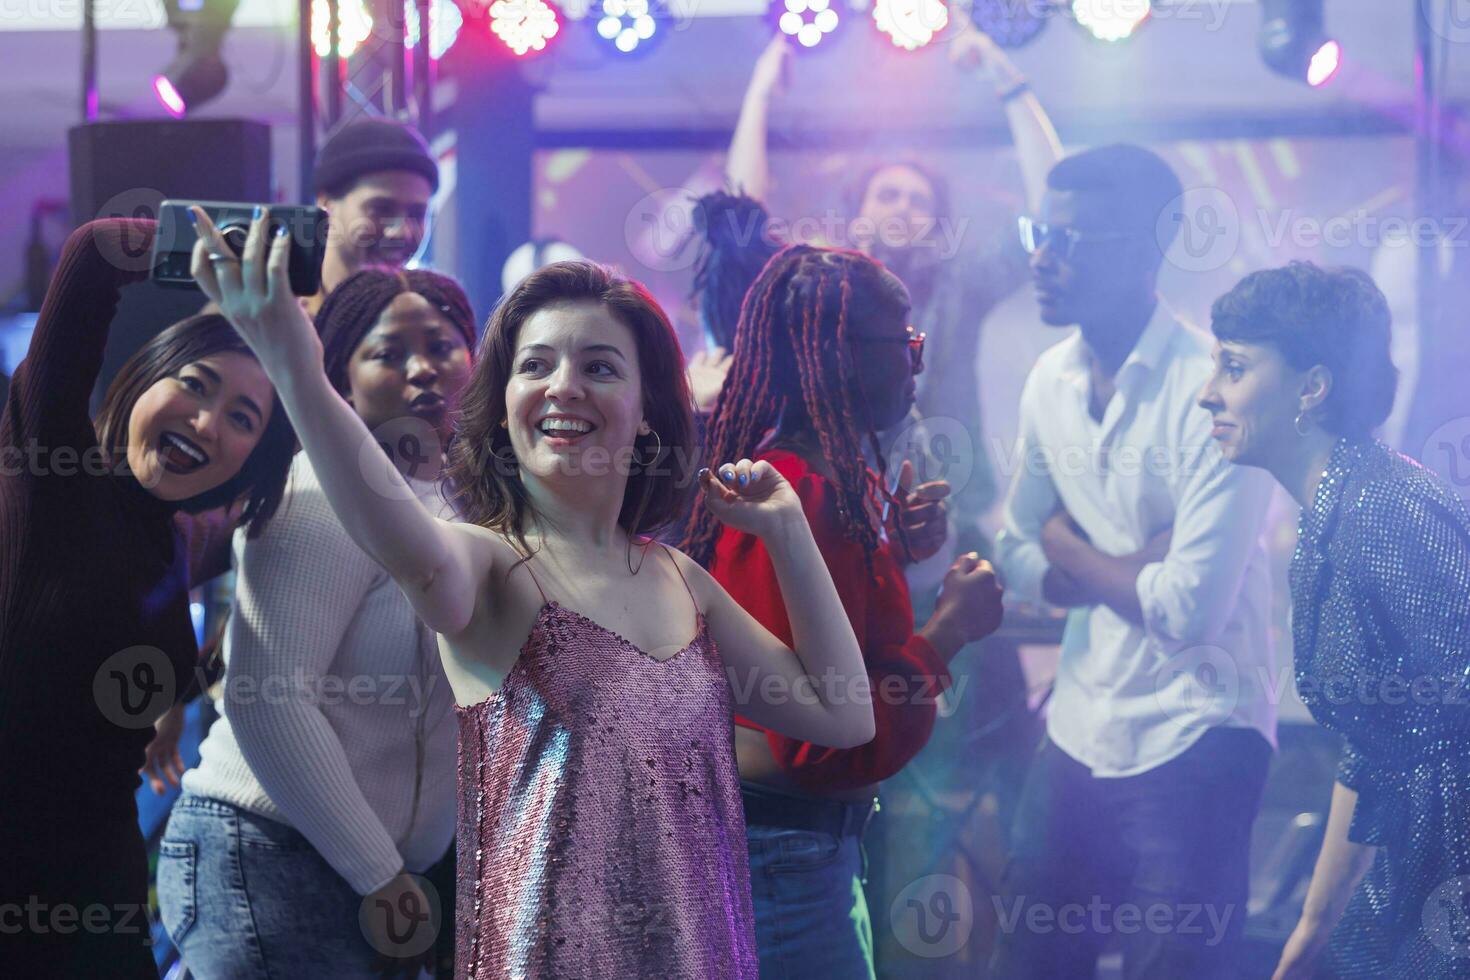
{"left": 154, "top": 0, "right": 241, "bottom": 117}
{"left": 873, "top": 0, "right": 948, "bottom": 51}
{"left": 1259, "top": 0, "right": 1340, "bottom": 86}
{"left": 775, "top": 0, "right": 840, "bottom": 50}
{"left": 966, "top": 0, "right": 1048, "bottom": 49}
{"left": 1070, "top": 0, "right": 1150, "bottom": 42}
{"left": 595, "top": 0, "right": 660, "bottom": 55}
{"left": 406, "top": 0, "right": 464, "bottom": 59}
{"left": 488, "top": 0, "right": 560, "bottom": 54}
{"left": 310, "top": 0, "right": 374, "bottom": 57}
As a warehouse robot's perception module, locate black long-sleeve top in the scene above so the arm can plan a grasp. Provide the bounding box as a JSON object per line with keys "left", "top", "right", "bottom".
{"left": 0, "top": 221, "right": 195, "bottom": 966}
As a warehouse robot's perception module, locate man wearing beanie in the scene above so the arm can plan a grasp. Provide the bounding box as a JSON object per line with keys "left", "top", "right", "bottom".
{"left": 309, "top": 116, "right": 440, "bottom": 315}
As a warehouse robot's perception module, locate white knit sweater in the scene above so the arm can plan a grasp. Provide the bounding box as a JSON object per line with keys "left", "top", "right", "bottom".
{"left": 183, "top": 452, "right": 459, "bottom": 895}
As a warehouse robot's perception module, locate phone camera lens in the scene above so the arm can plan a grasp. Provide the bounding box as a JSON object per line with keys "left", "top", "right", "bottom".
{"left": 220, "top": 223, "right": 249, "bottom": 257}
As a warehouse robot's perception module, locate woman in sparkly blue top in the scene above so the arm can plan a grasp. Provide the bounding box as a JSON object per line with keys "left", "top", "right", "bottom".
{"left": 1198, "top": 261, "right": 1470, "bottom": 979}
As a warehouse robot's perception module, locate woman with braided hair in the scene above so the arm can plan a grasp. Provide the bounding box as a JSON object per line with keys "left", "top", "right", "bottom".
{"left": 683, "top": 244, "right": 1005, "bottom": 979}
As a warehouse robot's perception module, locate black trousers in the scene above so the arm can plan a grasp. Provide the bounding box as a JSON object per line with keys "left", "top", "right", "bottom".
{"left": 990, "top": 727, "right": 1271, "bottom": 980}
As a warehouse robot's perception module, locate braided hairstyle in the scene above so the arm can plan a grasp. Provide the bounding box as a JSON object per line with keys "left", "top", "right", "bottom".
{"left": 315, "top": 267, "right": 477, "bottom": 397}
{"left": 682, "top": 245, "right": 910, "bottom": 575}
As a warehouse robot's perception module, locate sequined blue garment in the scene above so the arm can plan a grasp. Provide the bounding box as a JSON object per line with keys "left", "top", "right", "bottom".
{"left": 1290, "top": 439, "right": 1470, "bottom": 978}
{"left": 454, "top": 600, "right": 758, "bottom": 979}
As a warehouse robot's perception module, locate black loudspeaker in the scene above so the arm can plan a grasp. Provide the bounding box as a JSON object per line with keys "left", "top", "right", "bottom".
{"left": 66, "top": 119, "right": 273, "bottom": 407}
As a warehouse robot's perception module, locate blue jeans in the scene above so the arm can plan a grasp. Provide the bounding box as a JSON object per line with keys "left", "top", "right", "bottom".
{"left": 157, "top": 791, "right": 412, "bottom": 980}
{"left": 747, "top": 824, "right": 875, "bottom": 980}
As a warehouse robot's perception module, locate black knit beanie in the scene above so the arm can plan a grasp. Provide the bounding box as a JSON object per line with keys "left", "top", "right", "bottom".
{"left": 313, "top": 118, "right": 439, "bottom": 197}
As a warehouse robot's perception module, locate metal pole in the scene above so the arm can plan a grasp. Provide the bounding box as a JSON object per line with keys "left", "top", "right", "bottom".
{"left": 413, "top": 0, "right": 432, "bottom": 133}
{"left": 388, "top": 0, "right": 407, "bottom": 116}
{"left": 81, "top": 0, "right": 98, "bottom": 121}
{"left": 299, "top": 0, "right": 317, "bottom": 199}
{"left": 1413, "top": 0, "right": 1441, "bottom": 438}
{"left": 325, "top": 0, "right": 343, "bottom": 128}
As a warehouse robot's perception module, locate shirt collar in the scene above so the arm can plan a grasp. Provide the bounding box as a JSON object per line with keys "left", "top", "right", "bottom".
{"left": 1058, "top": 298, "right": 1178, "bottom": 394}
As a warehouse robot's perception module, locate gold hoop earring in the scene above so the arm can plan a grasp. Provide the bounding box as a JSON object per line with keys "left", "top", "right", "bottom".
{"left": 631, "top": 428, "right": 663, "bottom": 468}
{"left": 1294, "top": 412, "right": 1313, "bottom": 437}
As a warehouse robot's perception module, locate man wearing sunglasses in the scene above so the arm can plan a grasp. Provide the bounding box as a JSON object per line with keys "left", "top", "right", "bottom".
{"left": 992, "top": 144, "right": 1278, "bottom": 979}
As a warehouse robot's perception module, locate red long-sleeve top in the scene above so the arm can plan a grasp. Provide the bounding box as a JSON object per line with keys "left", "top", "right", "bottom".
{"left": 710, "top": 449, "right": 952, "bottom": 794}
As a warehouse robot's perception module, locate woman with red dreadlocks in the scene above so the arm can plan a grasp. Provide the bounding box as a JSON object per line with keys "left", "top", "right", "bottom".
{"left": 683, "top": 244, "right": 1006, "bottom": 978}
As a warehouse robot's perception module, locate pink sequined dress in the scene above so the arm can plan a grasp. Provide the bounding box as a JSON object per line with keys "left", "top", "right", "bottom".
{"left": 454, "top": 544, "right": 758, "bottom": 978}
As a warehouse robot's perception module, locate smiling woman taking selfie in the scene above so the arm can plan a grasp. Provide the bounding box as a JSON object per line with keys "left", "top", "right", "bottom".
{"left": 1199, "top": 261, "right": 1470, "bottom": 980}
{"left": 190, "top": 207, "right": 874, "bottom": 977}
{"left": 0, "top": 219, "right": 295, "bottom": 977}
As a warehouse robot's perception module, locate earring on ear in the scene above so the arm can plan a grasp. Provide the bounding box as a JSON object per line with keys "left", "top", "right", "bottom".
{"left": 631, "top": 428, "right": 663, "bottom": 468}
{"left": 1294, "top": 411, "right": 1314, "bottom": 436}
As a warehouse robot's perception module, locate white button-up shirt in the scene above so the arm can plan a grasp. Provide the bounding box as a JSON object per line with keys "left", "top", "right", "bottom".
{"left": 995, "top": 302, "right": 1278, "bottom": 777}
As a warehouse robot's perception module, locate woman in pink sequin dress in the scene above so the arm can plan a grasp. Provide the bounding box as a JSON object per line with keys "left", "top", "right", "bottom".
{"left": 189, "top": 209, "right": 877, "bottom": 979}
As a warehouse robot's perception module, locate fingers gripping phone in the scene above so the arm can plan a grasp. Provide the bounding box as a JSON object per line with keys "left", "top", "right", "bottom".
{"left": 150, "top": 200, "right": 329, "bottom": 296}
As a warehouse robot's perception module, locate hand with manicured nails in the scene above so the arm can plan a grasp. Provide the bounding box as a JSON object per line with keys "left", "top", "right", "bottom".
{"left": 699, "top": 459, "right": 803, "bottom": 541}
{"left": 187, "top": 206, "right": 324, "bottom": 377}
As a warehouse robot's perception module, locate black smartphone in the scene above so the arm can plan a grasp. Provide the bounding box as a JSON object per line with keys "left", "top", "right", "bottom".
{"left": 150, "top": 200, "right": 329, "bottom": 297}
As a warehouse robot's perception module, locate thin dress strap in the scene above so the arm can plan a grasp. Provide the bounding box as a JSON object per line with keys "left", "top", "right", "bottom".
{"left": 659, "top": 543, "right": 700, "bottom": 619}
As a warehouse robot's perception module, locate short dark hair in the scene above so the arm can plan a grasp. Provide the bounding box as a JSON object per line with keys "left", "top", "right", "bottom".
{"left": 95, "top": 314, "right": 296, "bottom": 537}
{"left": 1047, "top": 143, "right": 1184, "bottom": 253}
{"left": 445, "top": 261, "right": 697, "bottom": 551}
{"left": 1211, "top": 261, "right": 1398, "bottom": 440}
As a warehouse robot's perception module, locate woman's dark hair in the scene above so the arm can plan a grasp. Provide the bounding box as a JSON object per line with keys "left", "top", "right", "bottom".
{"left": 682, "top": 245, "right": 909, "bottom": 574}
{"left": 690, "top": 191, "right": 784, "bottom": 351}
{"left": 1211, "top": 261, "right": 1398, "bottom": 440}
{"left": 445, "top": 260, "right": 697, "bottom": 555}
{"left": 315, "top": 267, "right": 477, "bottom": 396}
{"left": 95, "top": 314, "right": 295, "bottom": 537}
